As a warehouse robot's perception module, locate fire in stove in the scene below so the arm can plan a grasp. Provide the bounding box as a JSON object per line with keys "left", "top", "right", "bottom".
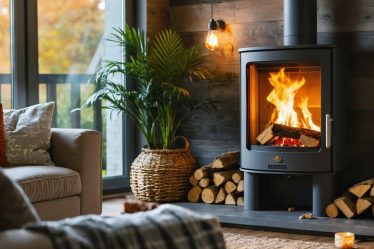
{"left": 256, "top": 67, "right": 321, "bottom": 147}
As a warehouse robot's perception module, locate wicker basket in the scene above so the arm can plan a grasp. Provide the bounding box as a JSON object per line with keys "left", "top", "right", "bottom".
{"left": 130, "top": 136, "right": 196, "bottom": 202}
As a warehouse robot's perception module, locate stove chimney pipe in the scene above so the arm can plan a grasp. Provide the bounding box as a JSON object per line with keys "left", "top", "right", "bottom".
{"left": 283, "top": 0, "right": 317, "bottom": 45}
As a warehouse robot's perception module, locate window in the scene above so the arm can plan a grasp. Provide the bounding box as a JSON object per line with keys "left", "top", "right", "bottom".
{"left": 7, "top": 0, "right": 137, "bottom": 191}
{"left": 37, "top": 0, "right": 125, "bottom": 178}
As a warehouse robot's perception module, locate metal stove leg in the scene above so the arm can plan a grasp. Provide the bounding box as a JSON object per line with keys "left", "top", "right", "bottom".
{"left": 313, "top": 174, "right": 336, "bottom": 217}
{"left": 244, "top": 172, "right": 259, "bottom": 210}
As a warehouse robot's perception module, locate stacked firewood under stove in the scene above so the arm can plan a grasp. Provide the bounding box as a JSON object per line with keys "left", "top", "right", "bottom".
{"left": 326, "top": 179, "right": 374, "bottom": 219}
{"left": 187, "top": 151, "right": 244, "bottom": 206}
{"left": 257, "top": 122, "right": 321, "bottom": 147}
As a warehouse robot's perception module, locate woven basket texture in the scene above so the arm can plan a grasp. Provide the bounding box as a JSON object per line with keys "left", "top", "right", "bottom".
{"left": 130, "top": 137, "right": 196, "bottom": 202}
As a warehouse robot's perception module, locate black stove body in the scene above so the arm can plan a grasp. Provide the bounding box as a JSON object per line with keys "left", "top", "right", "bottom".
{"left": 239, "top": 0, "right": 347, "bottom": 216}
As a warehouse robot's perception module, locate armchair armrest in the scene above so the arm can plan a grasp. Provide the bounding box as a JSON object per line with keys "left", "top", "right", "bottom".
{"left": 49, "top": 128, "right": 102, "bottom": 215}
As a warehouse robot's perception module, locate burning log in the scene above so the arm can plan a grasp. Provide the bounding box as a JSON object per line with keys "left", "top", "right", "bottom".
{"left": 300, "top": 135, "right": 320, "bottom": 147}
{"left": 256, "top": 123, "right": 321, "bottom": 146}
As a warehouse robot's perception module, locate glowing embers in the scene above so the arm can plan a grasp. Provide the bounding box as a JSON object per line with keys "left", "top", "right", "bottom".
{"left": 256, "top": 67, "right": 321, "bottom": 147}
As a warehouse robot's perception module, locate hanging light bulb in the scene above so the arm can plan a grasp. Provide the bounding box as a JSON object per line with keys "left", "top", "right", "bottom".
{"left": 205, "top": 19, "right": 219, "bottom": 50}
{"left": 205, "top": 1, "right": 225, "bottom": 51}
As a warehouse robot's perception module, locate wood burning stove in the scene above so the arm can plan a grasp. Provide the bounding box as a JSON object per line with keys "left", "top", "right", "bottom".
{"left": 239, "top": 0, "right": 348, "bottom": 216}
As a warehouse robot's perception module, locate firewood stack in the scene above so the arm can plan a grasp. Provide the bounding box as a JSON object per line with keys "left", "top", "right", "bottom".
{"left": 187, "top": 151, "right": 244, "bottom": 206}
{"left": 257, "top": 123, "right": 321, "bottom": 147}
{"left": 326, "top": 179, "right": 374, "bottom": 219}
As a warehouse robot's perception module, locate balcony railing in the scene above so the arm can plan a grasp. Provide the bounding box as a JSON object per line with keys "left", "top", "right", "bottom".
{"left": 0, "top": 73, "right": 102, "bottom": 133}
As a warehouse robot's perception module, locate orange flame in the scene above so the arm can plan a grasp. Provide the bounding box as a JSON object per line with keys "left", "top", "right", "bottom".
{"left": 267, "top": 67, "right": 320, "bottom": 132}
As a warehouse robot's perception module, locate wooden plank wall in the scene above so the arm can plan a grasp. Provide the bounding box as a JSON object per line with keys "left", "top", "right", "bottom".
{"left": 150, "top": 0, "right": 374, "bottom": 188}
{"left": 147, "top": 0, "right": 170, "bottom": 40}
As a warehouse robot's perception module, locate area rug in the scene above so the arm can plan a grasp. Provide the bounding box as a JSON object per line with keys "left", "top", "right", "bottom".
{"left": 224, "top": 232, "right": 338, "bottom": 249}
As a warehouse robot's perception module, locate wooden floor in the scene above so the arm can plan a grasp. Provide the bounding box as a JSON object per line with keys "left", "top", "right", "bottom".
{"left": 102, "top": 196, "right": 374, "bottom": 248}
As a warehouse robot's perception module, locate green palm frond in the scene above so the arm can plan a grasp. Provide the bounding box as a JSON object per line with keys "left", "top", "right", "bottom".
{"left": 79, "top": 25, "right": 213, "bottom": 149}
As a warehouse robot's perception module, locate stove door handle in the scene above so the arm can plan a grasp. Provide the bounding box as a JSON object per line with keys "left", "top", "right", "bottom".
{"left": 325, "top": 114, "right": 333, "bottom": 149}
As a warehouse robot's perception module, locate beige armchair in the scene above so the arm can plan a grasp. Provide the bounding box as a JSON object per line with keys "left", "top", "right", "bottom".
{"left": 3, "top": 128, "right": 102, "bottom": 220}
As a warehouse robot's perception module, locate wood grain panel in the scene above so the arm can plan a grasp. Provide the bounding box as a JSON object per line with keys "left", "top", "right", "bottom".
{"left": 170, "top": 2, "right": 236, "bottom": 32}
{"left": 147, "top": 0, "right": 169, "bottom": 40}
{"left": 317, "top": 0, "right": 374, "bottom": 32}
{"left": 153, "top": 0, "right": 374, "bottom": 188}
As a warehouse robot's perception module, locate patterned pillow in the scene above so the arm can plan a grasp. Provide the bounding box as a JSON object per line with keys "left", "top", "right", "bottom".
{"left": 0, "top": 167, "right": 40, "bottom": 230}
{"left": 4, "top": 102, "right": 55, "bottom": 166}
{"left": 0, "top": 104, "right": 9, "bottom": 167}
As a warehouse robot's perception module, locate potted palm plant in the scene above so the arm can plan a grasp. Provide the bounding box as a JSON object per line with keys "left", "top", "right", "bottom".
{"left": 82, "top": 25, "right": 212, "bottom": 201}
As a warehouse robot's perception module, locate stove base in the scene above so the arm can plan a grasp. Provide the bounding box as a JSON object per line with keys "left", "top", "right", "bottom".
{"left": 243, "top": 171, "right": 336, "bottom": 217}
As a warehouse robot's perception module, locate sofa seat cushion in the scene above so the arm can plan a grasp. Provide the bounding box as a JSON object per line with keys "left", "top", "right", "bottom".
{"left": 3, "top": 166, "right": 81, "bottom": 203}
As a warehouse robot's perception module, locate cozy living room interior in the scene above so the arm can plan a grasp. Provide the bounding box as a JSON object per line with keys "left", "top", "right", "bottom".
{"left": 0, "top": 0, "right": 373, "bottom": 248}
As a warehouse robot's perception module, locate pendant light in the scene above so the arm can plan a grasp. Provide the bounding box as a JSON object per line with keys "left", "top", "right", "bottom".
{"left": 205, "top": 0, "right": 225, "bottom": 50}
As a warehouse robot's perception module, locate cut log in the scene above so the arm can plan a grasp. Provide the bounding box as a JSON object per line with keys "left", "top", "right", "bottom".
{"left": 334, "top": 193, "right": 357, "bottom": 219}
{"left": 256, "top": 124, "right": 275, "bottom": 145}
{"left": 232, "top": 170, "right": 244, "bottom": 184}
{"left": 349, "top": 183, "right": 371, "bottom": 198}
{"left": 357, "top": 197, "right": 374, "bottom": 215}
{"left": 300, "top": 135, "right": 320, "bottom": 147}
{"left": 215, "top": 187, "right": 227, "bottom": 204}
{"left": 213, "top": 170, "right": 235, "bottom": 187}
{"left": 187, "top": 186, "right": 202, "bottom": 203}
{"left": 189, "top": 175, "right": 198, "bottom": 186}
{"left": 237, "top": 196, "right": 244, "bottom": 206}
{"left": 237, "top": 180, "right": 244, "bottom": 192}
{"left": 256, "top": 123, "right": 321, "bottom": 145}
{"left": 225, "top": 192, "right": 241, "bottom": 205}
{"left": 199, "top": 178, "right": 211, "bottom": 188}
{"left": 224, "top": 180, "right": 237, "bottom": 194}
{"left": 194, "top": 164, "right": 214, "bottom": 180}
{"left": 212, "top": 150, "right": 240, "bottom": 169}
{"left": 201, "top": 186, "right": 219, "bottom": 204}
{"left": 357, "top": 178, "right": 374, "bottom": 185}
{"left": 326, "top": 203, "right": 339, "bottom": 218}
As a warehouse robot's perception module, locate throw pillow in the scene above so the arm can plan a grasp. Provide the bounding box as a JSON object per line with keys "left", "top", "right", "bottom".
{"left": 4, "top": 102, "right": 55, "bottom": 166}
{"left": 0, "top": 168, "right": 40, "bottom": 231}
{"left": 0, "top": 103, "right": 9, "bottom": 167}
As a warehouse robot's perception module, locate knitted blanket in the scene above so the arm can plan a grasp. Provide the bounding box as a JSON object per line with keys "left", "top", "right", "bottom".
{"left": 25, "top": 204, "right": 226, "bottom": 249}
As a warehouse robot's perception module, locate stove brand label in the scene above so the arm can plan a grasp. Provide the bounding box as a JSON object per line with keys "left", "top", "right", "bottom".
{"left": 268, "top": 164, "right": 287, "bottom": 170}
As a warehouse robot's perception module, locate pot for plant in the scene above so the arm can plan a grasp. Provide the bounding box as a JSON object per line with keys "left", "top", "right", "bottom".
{"left": 130, "top": 136, "right": 196, "bottom": 202}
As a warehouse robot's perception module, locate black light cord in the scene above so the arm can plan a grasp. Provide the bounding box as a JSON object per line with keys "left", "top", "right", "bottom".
{"left": 210, "top": 0, "right": 213, "bottom": 19}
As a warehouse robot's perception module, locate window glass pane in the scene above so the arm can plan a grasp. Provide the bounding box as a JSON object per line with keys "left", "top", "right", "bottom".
{"left": 37, "top": 0, "right": 124, "bottom": 177}
{"left": 0, "top": 0, "right": 12, "bottom": 109}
